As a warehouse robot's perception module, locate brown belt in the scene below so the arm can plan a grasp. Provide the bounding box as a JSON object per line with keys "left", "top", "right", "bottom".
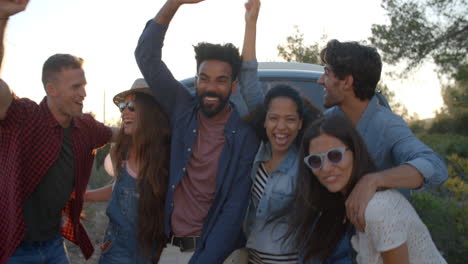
{"left": 170, "top": 236, "right": 200, "bottom": 252}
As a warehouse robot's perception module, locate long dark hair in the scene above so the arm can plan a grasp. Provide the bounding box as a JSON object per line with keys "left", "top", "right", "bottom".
{"left": 111, "top": 92, "right": 170, "bottom": 262}
{"left": 285, "top": 114, "right": 377, "bottom": 261}
{"left": 243, "top": 83, "right": 322, "bottom": 146}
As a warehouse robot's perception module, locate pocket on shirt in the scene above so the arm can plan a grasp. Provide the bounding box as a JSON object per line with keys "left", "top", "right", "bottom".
{"left": 116, "top": 187, "right": 138, "bottom": 222}
{"left": 269, "top": 190, "right": 294, "bottom": 213}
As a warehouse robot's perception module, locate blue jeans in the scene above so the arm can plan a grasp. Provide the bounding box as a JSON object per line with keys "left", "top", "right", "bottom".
{"left": 7, "top": 233, "right": 70, "bottom": 264}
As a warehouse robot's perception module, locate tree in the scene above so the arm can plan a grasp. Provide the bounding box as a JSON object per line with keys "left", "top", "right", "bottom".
{"left": 370, "top": 0, "right": 467, "bottom": 81}
{"left": 277, "top": 26, "right": 322, "bottom": 64}
{"left": 430, "top": 79, "right": 468, "bottom": 135}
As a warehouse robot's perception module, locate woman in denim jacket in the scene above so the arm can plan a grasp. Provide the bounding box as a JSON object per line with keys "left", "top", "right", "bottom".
{"left": 243, "top": 84, "right": 321, "bottom": 263}
{"left": 85, "top": 79, "right": 170, "bottom": 263}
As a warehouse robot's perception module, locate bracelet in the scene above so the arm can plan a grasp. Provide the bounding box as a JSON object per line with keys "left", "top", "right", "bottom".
{"left": 0, "top": 17, "right": 9, "bottom": 20}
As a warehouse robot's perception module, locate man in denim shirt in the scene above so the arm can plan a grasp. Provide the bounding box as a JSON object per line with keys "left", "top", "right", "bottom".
{"left": 135, "top": 0, "right": 258, "bottom": 263}
{"left": 316, "top": 40, "right": 448, "bottom": 263}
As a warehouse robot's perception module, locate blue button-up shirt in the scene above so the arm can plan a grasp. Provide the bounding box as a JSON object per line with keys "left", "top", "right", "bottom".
{"left": 135, "top": 20, "right": 259, "bottom": 264}
{"left": 245, "top": 142, "right": 298, "bottom": 254}
{"left": 326, "top": 97, "right": 447, "bottom": 191}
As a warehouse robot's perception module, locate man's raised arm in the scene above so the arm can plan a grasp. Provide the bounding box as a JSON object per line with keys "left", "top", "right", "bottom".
{"left": 0, "top": 0, "right": 29, "bottom": 120}
{"left": 134, "top": 0, "right": 204, "bottom": 119}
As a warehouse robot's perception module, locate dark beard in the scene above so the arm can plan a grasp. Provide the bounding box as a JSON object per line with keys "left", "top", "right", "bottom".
{"left": 197, "top": 91, "right": 231, "bottom": 118}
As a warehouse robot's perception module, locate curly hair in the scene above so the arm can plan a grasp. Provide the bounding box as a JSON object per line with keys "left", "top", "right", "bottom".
{"left": 194, "top": 42, "right": 242, "bottom": 81}
{"left": 320, "top": 40, "right": 382, "bottom": 100}
{"left": 243, "top": 84, "right": 322, "bottom": 146}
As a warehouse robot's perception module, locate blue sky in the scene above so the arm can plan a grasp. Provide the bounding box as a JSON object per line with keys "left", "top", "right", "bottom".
{"left": 2, "top": 0, "right": 443, "bottom": 122}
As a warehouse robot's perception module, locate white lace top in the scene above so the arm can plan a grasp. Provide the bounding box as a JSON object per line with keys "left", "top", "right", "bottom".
{"left": 351, "top": 190, "right": 446, "bottom": 264}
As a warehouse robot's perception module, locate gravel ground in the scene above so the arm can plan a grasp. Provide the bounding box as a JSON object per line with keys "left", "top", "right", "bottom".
{"left": 66, "top": 202, "right": 108, "bottom": 264}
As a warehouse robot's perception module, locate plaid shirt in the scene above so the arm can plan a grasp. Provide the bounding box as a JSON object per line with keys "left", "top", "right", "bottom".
{"left": 0, "top": 97, "right": 111, "bottom": 263}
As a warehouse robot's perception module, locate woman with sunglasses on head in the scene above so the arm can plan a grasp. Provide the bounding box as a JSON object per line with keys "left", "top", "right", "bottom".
{"left": 84, "top": 78, "right": 170, "bottom": 264}
{"left": 287, "top": 114, "right": 446, "bottom": 264}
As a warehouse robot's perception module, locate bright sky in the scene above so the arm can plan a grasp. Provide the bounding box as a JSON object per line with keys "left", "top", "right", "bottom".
{"left": 2, "top": 0, "right": 443, "bottom": 123}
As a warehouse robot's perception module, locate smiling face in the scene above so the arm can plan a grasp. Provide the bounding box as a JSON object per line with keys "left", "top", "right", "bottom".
{"left": 318, "top": 65, "right": 346, "bottom": 108}
{"left": 308, "top": 133, "right": 353, "bottom": 194}
{"left": 121, "top": 94, "right": 137, "bottom": 135}
{"left": 47, "top": 67, "right": 87, "bottom": 122}
{"left": 265, "top": 96, "right": 303, "bottom": 156}
{"left": 195, "top": 60, "right": 237, "bottom": 118}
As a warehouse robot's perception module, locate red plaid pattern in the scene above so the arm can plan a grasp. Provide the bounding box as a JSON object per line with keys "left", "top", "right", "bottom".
{"left": 0, "top": 97, "right": 111, "bottom": 263}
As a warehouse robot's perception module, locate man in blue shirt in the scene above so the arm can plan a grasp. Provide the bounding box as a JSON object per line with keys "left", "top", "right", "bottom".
{"left": 135, "top": 0, "right": 258, "bottom": 263}
{"left": 317, "top": 40, "right": 448, "bottom": 263}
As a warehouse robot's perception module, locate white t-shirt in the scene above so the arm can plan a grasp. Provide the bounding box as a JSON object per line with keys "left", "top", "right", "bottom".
{"left": 351, "top": 189, "right": 446, "bottom": 264}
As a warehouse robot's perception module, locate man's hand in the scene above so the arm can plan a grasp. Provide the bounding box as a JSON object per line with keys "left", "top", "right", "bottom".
{"left": 345, "top": 172, "right": 379, "bottom": 232}
{"left": 155, "top": 0, "right": 205, "bottom": 24}
{"left": 171, "top": 0, "right": 205, "bottom": 5}
{"left": 0, "top": 0, "right": 29, "bottom": 18}
{"left": 245, "top": 0, "right": 260, "bottom": 24}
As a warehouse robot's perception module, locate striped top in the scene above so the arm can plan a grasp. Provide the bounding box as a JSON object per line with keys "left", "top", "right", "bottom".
{"left": 252, "top": 163, "right": 269, "bottom": 204}
{"left": 249, "top": 163, "right": 298, "bottom": 264}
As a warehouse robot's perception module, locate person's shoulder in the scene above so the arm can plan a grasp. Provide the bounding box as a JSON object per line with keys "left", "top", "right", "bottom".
{"left": 371, "top": 104, "right": 406, "bottom": 126}
{"left": 365, "top": 190, "right": 404, "bottom": 222}
{"left": 74, "top": 113, "right": 106, "bottom": 130}
{"left": 13, "top": 97, "right": 39, "bottom": 110}
{"left": 6, "top": 97, "right": 40, "bottom": 119}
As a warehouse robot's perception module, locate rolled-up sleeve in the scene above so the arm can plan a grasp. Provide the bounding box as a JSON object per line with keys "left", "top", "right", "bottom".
{"left": 387, "top": 115, "right": 448, "bottom": 190}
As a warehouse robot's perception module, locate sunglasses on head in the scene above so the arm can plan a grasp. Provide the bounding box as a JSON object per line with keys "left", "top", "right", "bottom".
{"left": 118, "top": 101, "right": 135, "bottom": 112}
{"left": 304, "top": 147, "right": 349, "bottom": 170}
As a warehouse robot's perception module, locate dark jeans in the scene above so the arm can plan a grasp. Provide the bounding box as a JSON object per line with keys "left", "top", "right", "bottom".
{"left": 7, "top": 233, "right": 70, "bottom": 264}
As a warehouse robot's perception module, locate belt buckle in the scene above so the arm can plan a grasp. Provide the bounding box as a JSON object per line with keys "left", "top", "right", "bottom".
{"left": 180, "top": 237, "right": 194, "bottom": 253}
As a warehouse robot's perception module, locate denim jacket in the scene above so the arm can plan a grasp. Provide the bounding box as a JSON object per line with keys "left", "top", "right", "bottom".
{"left": 245, "top": 142, "right": 298, "bottom": 254}
{"left": 135, "top": 20, "right": 259, "bottom": 264}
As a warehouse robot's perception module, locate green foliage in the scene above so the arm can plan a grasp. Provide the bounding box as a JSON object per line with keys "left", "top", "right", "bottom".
{"left": 277, "top": 26, "right": 323, "bottom": 64}
{"left": 417, "top": 133, "right": 468, "bottom": 158}
{"left": 430, "top": 79, "right": 468, "bottom": 135}
{"left": 89, "top": 144, "right": 113, "bottom": 189}
{"left": 412, "top": 191, "right": 467, "bottom": 263}
{"left": 370, "top": 0, "right": 468, "bottom": 81}
{"left": 413, "top": 133, "right": 468, "bottom": 263}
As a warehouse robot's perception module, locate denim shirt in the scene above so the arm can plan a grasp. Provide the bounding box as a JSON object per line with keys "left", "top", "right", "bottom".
{"left": 245, "top": 142, "right": 298, "bottom": 254}
{"left": 135, "top": 20, "right": 259, "bottom": 264}
{"left": 326, "top": 97, "right": 448, "bottom": 190}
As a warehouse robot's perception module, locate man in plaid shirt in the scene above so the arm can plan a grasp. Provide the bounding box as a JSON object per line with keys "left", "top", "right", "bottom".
{"left": 0, "top": 1, "right": 112, "bottom": 263}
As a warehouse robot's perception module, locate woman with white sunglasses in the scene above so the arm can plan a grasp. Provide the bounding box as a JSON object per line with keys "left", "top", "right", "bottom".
{"left": 286, "top": 114, "right": 446, "bottom": 264}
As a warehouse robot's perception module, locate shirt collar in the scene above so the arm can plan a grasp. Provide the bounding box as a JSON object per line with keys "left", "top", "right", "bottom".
{"left": 40, "top": 97, "right": 80, "bottom": 129}
{"left": 254, "top": 141, "right": 299, "bottom": 174}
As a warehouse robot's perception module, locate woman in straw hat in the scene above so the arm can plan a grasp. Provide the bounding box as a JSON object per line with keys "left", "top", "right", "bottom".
{"left": 85, "top": 78, "right": 170, "bottom": 263}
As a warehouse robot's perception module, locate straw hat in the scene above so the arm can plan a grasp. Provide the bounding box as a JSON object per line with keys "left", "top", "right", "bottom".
{"left": 113, "top": 78, "right": 154, "bottom": 106}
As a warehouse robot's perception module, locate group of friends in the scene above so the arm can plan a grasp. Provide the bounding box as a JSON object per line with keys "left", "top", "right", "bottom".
{"left": 0, "top": 0, "right": 449, "bottom": 263}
